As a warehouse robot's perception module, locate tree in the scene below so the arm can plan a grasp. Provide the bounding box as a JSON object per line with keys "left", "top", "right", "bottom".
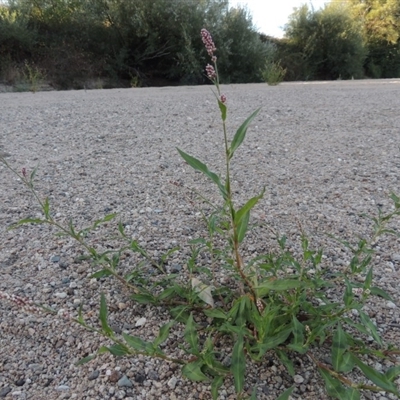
{"left": 282, "top": 3, "right": 366, "bottom": 80}
{"left": 349, "top": 0, "right": 400, "bottom": 77}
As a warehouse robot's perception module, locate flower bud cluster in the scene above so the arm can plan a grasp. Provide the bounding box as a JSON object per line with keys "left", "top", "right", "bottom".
{"left": 201, "top": 28, "right": 216, "bottom": 57}
{"left": 206, "top": 64, "right": 217, "bottom": 80}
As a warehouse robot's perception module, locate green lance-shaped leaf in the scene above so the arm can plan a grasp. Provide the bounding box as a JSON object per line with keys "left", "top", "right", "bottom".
{"left": 276, "top": 386, "right": 294, "bottom": 400}
{"left": 123, "top": 333, "right": 147, "bottom": 352}
{"left": 229, "top": 108, "right": 261, "bottom": 159}
{"left": 319, "top": 369, "right": 348, "bottom": 399}
{"left": 182, "top": 360, "right": 209, "bottom": 382}
{"left": 237, "top": 210, "right": 250, "bottom": 243}
{"left": 364, "top": 267, "right": 373, "bottom": 289}
{"left": 211, "top": 375, "right": 224, "bottom": 400}
{"left": 344, "top": 388, "right": 361, "bottom": 400}
{"left": 234, "top": 188, "right": 265, "bottom": 227}
{"left": 177, "top": 148, "right": 227, "bottom": 199}
{"left": 75, "top": 354, "right": 97, "bottom": 366}
{"left": 91, "top": 269, "right": 113, "bottom": 279}
{"left": 276, "top": 349, "right": 295, "bottom": 376}
{"left": 352, "top": 355, "right": 399, "bottom": 394}
{"left": 106, "top": 343, "right": 131, "bottom": 357}
{"left": 184, "top": 313, "right": 199, "bottom": 354}
{"left": 370, "top": 286, "right": 393, "bottom": 300}
{"left": 203, "top": 308, "right": 228, "bottom": 320}
{"left": 9, "top": 218, "right": 47, "bottom": 228}
{"left": 231, "top": 333, "right": 245, "bottom": 394}
{"left": 123, "top": 333, "right": 154, "bottom": 354}
{"left": 332, "top": 323, "right": 347, "bottom": 372}
{"left": 343, "top": 279, "right": 354, "bottom": 307}
{"left": 359, "top": 311, "right": 383, "bottom": 346}
{"left": 130, "top": 293, "right": 156, "bottom": 305}
{"left": 93, "top": 213, "right": 117, "bottom": 229}
{"left": 218, "top": 99, "right": 227, "bottom": 122}
{"left": 43, "top": 197, "right": 50, "bottom": 219}
{"left": 99, "top": 293, "right": 113, "bottom": 337}
{"left": 287, "top": 315, "right": 307, "bottom": 354}
{"left": 385, "top": 365, "right": 400, "bottom": 382}
{"left": 153, "top": 321, "right": 175, "bottom": 348}
{"left": 340, "top": 352, "right": 355, "bottom": 374}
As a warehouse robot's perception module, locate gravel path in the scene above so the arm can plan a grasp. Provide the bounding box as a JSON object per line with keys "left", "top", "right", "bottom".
{"left": 1, "top": 80, "right": 400, "bottom": 399}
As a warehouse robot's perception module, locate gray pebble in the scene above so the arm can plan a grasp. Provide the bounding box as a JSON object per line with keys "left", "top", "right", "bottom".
{"left": 88, "top": 370, "right": 100, "bottom": 380}
{"left": 56, "top": 385, "right": 70, "bottom": 391}
{"left": 0, "top": 387, "right": 11, "bottom": 398}
{"left": 387, "top": 301, "right": 397, "bottom": 309}
{"left": 391, "top": 254, "right": 400, "bottom": 262}
{"left": 117, "top": 375, "right": 133, "bottom": 387}
{"left": 294, "top": 375, "right": 304, "bottom": 384}
{"left": 167, "top": 376, "right": 178, "bottom": 389}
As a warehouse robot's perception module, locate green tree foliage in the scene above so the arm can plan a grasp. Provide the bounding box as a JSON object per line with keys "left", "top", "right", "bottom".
{"left": 0, "top": 0, "right": 268, "bottom": 88}
{"left": 0, "top": 4, "right": 38, "bottom": 83}
{"left": 349, "top": 0, "right": 400, "bottom": 77}
{"left": 282, "top": 3, "right": 366, "bottom": 80}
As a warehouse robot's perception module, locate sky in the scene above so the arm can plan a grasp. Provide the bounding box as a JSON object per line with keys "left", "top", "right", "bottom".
{"left": 230, "top": 0, "right": 329, "bottom": 38}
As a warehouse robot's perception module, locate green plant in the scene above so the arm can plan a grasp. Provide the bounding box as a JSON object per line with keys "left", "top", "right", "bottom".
{"left": 1, "top": 29, "right": 400, "bottom": 399}
{"left": 260, "top": 60, "right": 286, "bottom": 86}
{"left": 22, "top": 60, "right": 45, "bottom": 92}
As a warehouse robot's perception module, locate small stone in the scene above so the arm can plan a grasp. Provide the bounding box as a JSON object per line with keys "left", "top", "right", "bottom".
{"left": 55, "top": 292, "right": 67, "bottom": 299}
{"left": 147, "top": 370, "right": 159, "bottom": 381}
{"left": 386, "top": 301, "right": 397, "bottom": 309}
{"left": 135, "top": 317, "right": 147, "bottom": 327}
{"left": 294, "top": 375, "right": 304, "bottom": 384}
{"left": 28, "top": 363, "right": 42, "bottom": 371}
{"left": 56, "top": 385, "right": 70, "bottom": 391}
{"left": 167, "top": 376, "right": 178, "bottom": 389}
{"left": 59, "top": 261, "right": 69, "bottom": 269}
{"left": 51, "top": 255, "right": 60, "bottom": 263}
{"left": 109, "top": 370, "right": 121, "bottom": 383}
{"left": 118, "top": 375, "right": 133, "bottom": 387}
{"left": 15, "top": 378, "right": 25, "bottom": 386}
{"left": 170, "top": 264, "right": 182, "bottom": 273}
{"left": 374, "top": 362, "right": 383, "bottom": 371}
{"left": 118, "top": 302, "right": 127, "bottom": 310}
{"left": 110, "top": 324, "right": 122, "bottom": 334}
{"left": 77, "top": 265, "right": 86, "bottom": 273}
{"left": 88, "top": 370, "right": 100, "bottom": 380}
{"left": 0, "top": 387, "right": 11, "bottom": 397}
{"left": 116, "top": 390, "right": 126, "bottom": 399}
{"left": 134, "top": 373, "right": 146, "bottom": 384}
{"left": 391, "top": 254, "right": 400, "bottom": 262}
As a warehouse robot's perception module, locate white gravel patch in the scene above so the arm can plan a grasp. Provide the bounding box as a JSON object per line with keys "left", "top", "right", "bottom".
{"left": 1, "top": 80, "right": 400, "bottom": 399}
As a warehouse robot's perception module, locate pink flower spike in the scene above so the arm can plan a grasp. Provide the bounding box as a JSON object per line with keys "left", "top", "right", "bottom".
{"left": 220, "top": 94, "right": 227, "bottom": 103}
{"left": 201, "top": 29, "right": 217, "bottom": 57}
{"left": 205, "top": 64, "right": 217, "bottom": 80}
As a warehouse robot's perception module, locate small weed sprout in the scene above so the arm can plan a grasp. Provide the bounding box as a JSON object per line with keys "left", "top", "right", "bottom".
{"left": 1, "top": 29, "right": 400, "bottom": 399}
{"left": 22, "top": 60, "right": 46, "bottom": 93}
{"left": 261, "top": 60, "right": 286, "bottom": 86}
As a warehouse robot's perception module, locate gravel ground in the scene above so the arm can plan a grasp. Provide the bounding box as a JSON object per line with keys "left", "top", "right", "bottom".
{"left": 1, "top": 80, "right": 400, "bottom": 400}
